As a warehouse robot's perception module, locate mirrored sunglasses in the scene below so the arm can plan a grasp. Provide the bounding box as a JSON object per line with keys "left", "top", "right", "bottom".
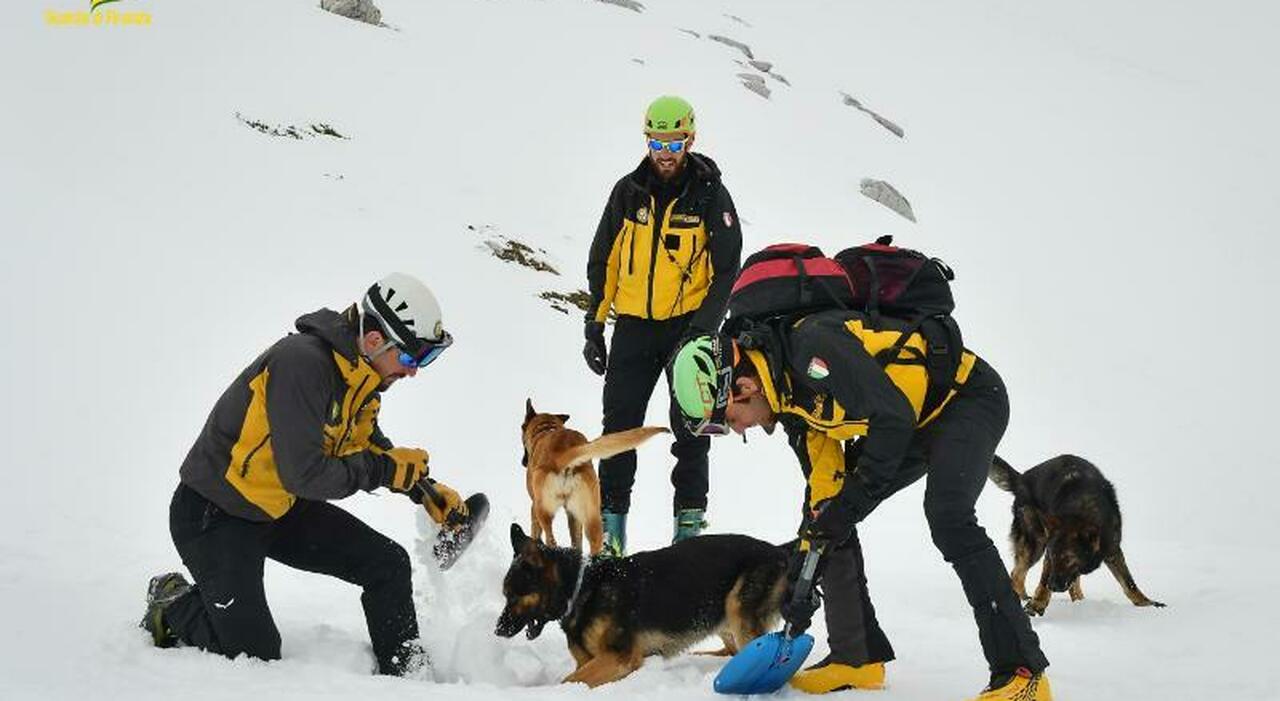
{"left": 648, "top": 137, "right": 687, "bottom": 154}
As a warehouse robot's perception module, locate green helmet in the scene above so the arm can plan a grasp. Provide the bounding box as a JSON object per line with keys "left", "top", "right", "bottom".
{"left": 670, "top": 333, "right": 734, "bottom": 436}
{"left": 644, "top": 95, "right": 696, "bottom": 135}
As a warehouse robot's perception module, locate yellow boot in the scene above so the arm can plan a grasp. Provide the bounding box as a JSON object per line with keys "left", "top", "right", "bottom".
{"left": 967, "top": 667, "right": 1052, "bottom": 701}
{"left": 789, "top": 660, "right": 885, "bottom": 693}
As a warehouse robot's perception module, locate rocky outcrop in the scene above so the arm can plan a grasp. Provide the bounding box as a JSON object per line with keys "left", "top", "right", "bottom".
{"left": 860, "top": 178, "right": 917, "bottom": 222}
{"left": 320, "top": 0, "right": 381, "bottom": 26}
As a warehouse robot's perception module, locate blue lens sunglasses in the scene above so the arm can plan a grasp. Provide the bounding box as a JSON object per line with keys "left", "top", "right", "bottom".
{"left": 648, "top": 137, "right": 688, "bottom": 154}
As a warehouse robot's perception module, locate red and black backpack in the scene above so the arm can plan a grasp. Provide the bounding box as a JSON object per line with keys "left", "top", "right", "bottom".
{"left": 725, "top": 236, "right": 963, "bottom": 419}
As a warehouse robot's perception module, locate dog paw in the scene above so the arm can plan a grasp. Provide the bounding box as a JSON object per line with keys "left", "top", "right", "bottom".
{"left": 1024, "top": 601, "right": 1046, "bottom": 617}
{"left": 1138, "top": 599, "right": 1167, "bottom": 608}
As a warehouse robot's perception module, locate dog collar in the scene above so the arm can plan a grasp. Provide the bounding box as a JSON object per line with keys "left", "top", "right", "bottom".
{"left": 561, "top": 556, "right": 590, "bottom": 622}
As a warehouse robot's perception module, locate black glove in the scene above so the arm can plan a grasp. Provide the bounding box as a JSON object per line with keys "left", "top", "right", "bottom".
{"left": 806, "top": 495, "right": 856, "bottom": 544}
{"left": 780, "top": 546, "right": 822, "bottom": 635}
{"left": 583, "top": 321, "right": 607, "bottom": 376}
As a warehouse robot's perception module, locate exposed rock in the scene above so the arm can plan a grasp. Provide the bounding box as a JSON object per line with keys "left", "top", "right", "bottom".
{"left": 737, "top": 73, "right": 770, "bottom": 99}
{"left": 235, "top": 113, "right": 349, "bottom": 140}
{"left": 724, "top": 13, "right": 752, "bottom": 27}
{"left": 743, "top": 59, "right": 790, "bottom": 87}
{"left": 320, "top": 0, "right": 381, "bottom": 26}
{"left": 708, "top": 34, "right": 753, "bottom": 59}
{"left": 538, "top": 290, "right": 602, "bottom": 317}
{"left": 596, "top": 0, "right": 644, "bottom": 12}
{"left": 469, "top": 225, "right": 560, "bottom": 275}
{"left": 484, "top": 239, "right": 559, "bottom": 275}
{"left": 631, "top": 58, "right": 646, "bottom": 66}
{"left": 840, "top": 91, "right": 905, "bottom": 138}
{"left": 859, "top": 178, "right": 917, "bottom": 222}
{"left": 677, "top": 28, "right": 701, "bottom": 39}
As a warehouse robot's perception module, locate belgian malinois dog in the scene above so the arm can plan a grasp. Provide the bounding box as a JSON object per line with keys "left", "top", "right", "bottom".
{"left": 496, "top": 524, "right": 790, "bottom": 687}
{"left": 990, "top": 454, "right": 1165, "bottom": 615}
{"left": 521, "top": 399, "right": 666, "bottom": 555}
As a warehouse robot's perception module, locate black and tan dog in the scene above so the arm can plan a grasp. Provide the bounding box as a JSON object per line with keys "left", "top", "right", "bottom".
{"left": 496, "top": 524, "right": 788, "bottom": 687}
{"left": 990, "top": 454, "right": 1165, "bottom": 616}
{"left": 521, "top": 399, "right": 666, "bottom": 555}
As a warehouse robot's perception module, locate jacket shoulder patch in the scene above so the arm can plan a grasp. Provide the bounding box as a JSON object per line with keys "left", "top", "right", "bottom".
{"left": 807, "top": 357, "right": 830, "bottom": 380}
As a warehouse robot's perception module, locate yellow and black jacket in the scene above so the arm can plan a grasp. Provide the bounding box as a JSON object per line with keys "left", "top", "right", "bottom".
{"left": 178, "top": 307, "right": 402, "bottom": 521}
{"left": 743, "top": 310, "right": 977, "bottom": 516}
{"left": 586, "top": 153, "right": 742, "bottom": 331}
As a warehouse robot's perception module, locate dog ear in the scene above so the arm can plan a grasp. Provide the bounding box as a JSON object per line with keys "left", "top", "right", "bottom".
{"left": 510, "top": 523, "right": 529, "bottom": 552}
{"left": 525, "top": 398, "right": 536, "bottom": 420}
{"left": 556, "top": 414, "right": 570, "bottom": 423}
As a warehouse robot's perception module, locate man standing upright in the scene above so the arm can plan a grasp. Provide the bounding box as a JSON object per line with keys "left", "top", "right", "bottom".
{"left": 583, "top": 95, "right": 742, "bottom": 555}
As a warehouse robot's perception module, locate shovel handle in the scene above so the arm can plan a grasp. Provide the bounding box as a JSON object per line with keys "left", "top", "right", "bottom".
{"left": 783, "top": 543, "right": 826, "bottom": 639}
{"left": 412, "top": 479, "right": 447, "bottom": 510}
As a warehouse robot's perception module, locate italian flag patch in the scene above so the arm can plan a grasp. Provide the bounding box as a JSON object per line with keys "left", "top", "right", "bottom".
{"left": 807, "top": 357, "right": 830, "bottom": 380}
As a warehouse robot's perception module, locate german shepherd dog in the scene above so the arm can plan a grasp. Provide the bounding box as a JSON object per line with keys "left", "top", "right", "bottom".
{"left": 990, "top": 454, "right": 1165, "bottom": 616}
{"left": 496, "top": 524, "right": 789, "bottom": 687}
{"left": 521, "top": 399, "right": 666, "bottom": 555}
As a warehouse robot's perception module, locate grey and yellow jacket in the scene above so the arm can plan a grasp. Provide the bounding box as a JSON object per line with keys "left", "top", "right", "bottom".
{"left": 178, "top": 307, "right": 405, "bottom": 521}
{"left": 586, "top": 153, "right": 742, "bottom": 331}
{"left": 742, "top": 310, "right": 977, "bottom": 517}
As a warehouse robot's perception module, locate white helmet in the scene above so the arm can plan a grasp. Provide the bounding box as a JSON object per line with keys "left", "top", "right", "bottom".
{"left": 361, "top": 273, "right": 452, "bottom": 365}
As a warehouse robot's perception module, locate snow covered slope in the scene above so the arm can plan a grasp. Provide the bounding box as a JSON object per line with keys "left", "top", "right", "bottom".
{"left": 2, "top": 0, "right": 1278, "bottom": 699}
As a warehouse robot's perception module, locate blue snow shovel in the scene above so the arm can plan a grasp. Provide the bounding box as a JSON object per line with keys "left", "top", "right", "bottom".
{"left": 713, "top": 544, "right": 824, "bottom": 694}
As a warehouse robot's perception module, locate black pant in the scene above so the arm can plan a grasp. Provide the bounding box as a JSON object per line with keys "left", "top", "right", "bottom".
{"left": 163, "top": 484, "right": 420, "bottom": 674}
{"left": 822, "top": 360, "right": 1049, "bottom": 675}
{"left": 599, "top": 314, "right": 710, "bottom": 515}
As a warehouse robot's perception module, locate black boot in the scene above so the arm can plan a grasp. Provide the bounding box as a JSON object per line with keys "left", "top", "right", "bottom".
{"left": 139, "top": 572, "right": 192, "bottom": 648}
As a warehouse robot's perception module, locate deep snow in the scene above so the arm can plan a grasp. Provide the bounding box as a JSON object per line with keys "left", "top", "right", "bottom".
{"left": 2, "top": 1, "right": 1278, "bottom": 699}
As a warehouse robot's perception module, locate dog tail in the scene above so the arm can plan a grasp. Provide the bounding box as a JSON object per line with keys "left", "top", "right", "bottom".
{"left": 989, "top": 454, "right": 1024, "bottom": 494}
{"left": 561, "top": 426, "right": 670, "bottom": 469}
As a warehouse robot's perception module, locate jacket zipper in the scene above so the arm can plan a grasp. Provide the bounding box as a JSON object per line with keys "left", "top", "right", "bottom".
{"left": 646, "top": 195, "right": 668, "bottom": 318}
{"left": 627, "top": 222, "right": 636, "bottom": 275}
{"left": 334, "top": 375, "right": 371, "bottom": 455}
{"left": 240, "top": 433, "right": 271, "bottom": 477}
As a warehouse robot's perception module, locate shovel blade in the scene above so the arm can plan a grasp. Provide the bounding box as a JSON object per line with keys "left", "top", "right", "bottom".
{"left": 713, "top": 631, "right": 815, "bottom": 694}
{"left": 432, "top": 493, "right": 489, "bottom": 570}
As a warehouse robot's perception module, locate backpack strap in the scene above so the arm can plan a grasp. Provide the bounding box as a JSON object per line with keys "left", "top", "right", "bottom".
{"left": 733, "top": 316, "right": 798, "bottom": 396}
{"left": 872, "top": 314, "right": 963, "bottom": 422}
{"left": 918, "top": 315, "right": 963, "bottom": 420}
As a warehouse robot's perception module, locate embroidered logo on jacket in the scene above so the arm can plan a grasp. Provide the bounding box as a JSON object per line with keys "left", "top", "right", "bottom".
{"left": 670, "top": 213, "right": 701, "bottom": 225}
{"left": 723, "top": 211, "right": 734, "bottom": 228}
{"left": 636, "top": 207, "right": 649, "bottom": 224}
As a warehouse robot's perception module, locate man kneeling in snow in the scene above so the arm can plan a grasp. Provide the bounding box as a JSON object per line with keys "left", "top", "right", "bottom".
{"left": 140, "top": 273, "right": 463, "bottom": 676}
